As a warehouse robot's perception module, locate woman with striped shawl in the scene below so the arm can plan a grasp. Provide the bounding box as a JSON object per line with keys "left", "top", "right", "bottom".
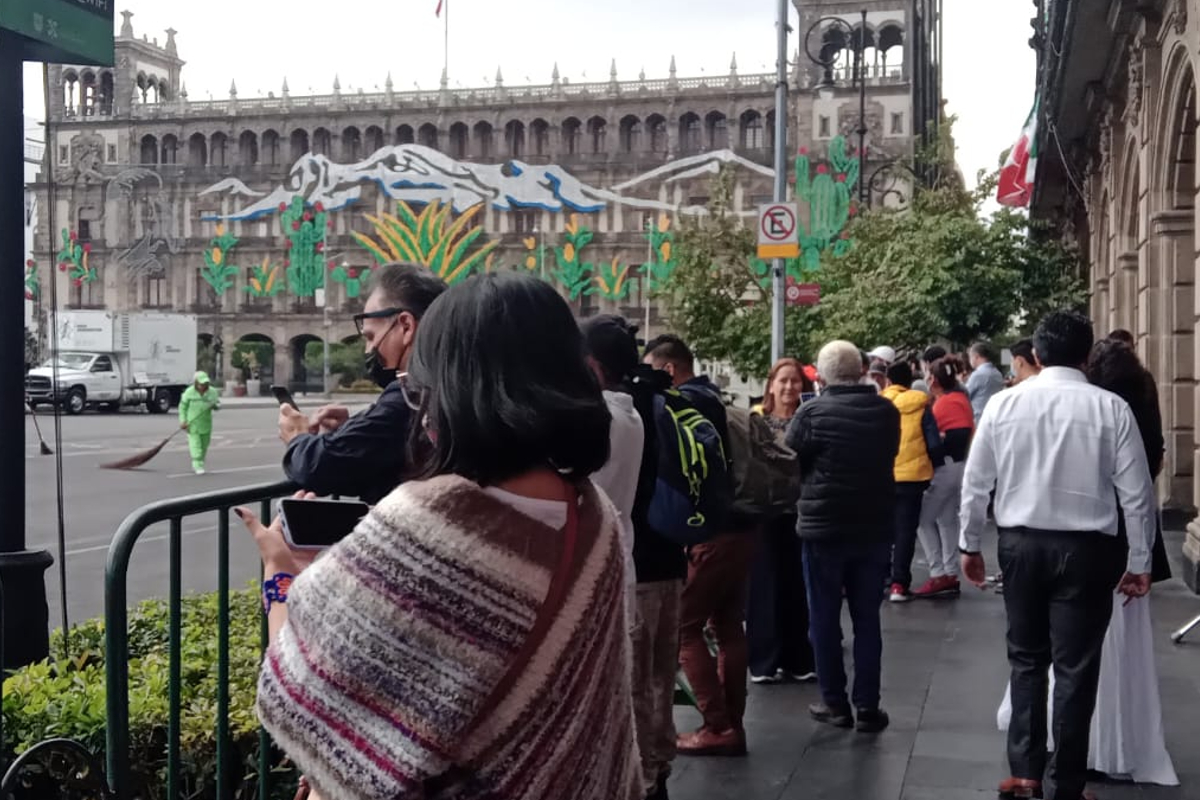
{"left": 239, "top": 272, "right": 642, "bottom": 800}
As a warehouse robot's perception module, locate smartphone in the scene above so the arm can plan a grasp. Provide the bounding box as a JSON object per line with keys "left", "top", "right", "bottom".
{"left": 271, "top": 385, "right": 299, "bottom": 410}
{"left": 277, "top": 498, "right": 370, "bottom": 550}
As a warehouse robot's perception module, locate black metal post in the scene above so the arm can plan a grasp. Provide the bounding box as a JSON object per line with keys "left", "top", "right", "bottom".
{"left": 856, "top": 8, "right": 869, "bottom": 206}
{"left": 0, "top": 29, "right": 53, "bottom": 669}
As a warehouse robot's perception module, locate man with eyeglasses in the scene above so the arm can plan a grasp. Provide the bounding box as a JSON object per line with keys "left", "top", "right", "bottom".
{"left": 279, "top": 262, "right": 446, "bottom": 504}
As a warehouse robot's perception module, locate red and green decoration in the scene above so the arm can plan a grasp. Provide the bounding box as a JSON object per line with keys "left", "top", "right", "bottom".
{"left": 201, "top": 224, "right": 241, "bottom": 295}
{"left": 57, "top": 229, "right": 97, "bottom": 287}
{"left": 24, "top": 259, "right": 38, "bottom": 300}
{"left": 330, "top": 262, "right": 371, "bottom": 298}
{"left": 751, "top": 136, "right": 859, "bottom": 285}
{"left": 280, "top": 197, "right": 329, "bottom": 297}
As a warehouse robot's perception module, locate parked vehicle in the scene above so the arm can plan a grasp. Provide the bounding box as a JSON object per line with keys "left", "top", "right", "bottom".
{"left": 25, "top": 312, "right": 198, "bottom": 415}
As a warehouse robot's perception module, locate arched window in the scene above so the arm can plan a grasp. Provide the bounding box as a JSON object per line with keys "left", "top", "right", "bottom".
{"left": 365, "top": 126, "right": 385, "bottom": 152}
{"left": 211, "top": 132, "right": 229, "bottom": 167}
{"left": 531, "top": 119, "right": 550, "bottom": 157}
{"left": 239, "top": 130, "right": 259, "bottom": 166}
{"left": 706, "top": 112, "right": 728, "bottom": 149}
{"left": 262, "top": 130, "right": 280, "bottom": 166}
{"left": 396, "top": 125, "right": 415, "bottom": 145}
{"left": 879, "top": 25, "right": 905, "bottom": 76}
{"left": 619, "top": 115, "right": 643, "bottom": 153}
{"left": 312, "top": 128, "right": 332, "bottom": 156}
{"left": 80, "top": 71, "right": 97, "bottom": 116}
{"left": 562, "top": 118, "right": 582, "bottom": 155}
{"left": 449, "top": 123, "right": 469, "bottom": 159}
{"left": 342, "top": 126, "right": 362, "bottom": 161}
{"left": 474, "top": 121, "right": 494, "bottom": 159}
{"left": 740, "top": 111, "right": 764, "bottom": 149}
{"left": 418, "top": 123, "right": 438, "bottom": 149}
{"left": 99, "top": 71, "right": 115, "bottom": 115}
{"left": 290, "top": 129, "right": 309, "bottom": 160}
{"left": 647, "top": 115, "right": 668, "bottom": 154}
{"left": 63, "top": 71, "right": 79, "bottom": 115}
{"left": 587, "top": 116, "right": 607, "bottom": 154}
{"left": 140, "top": 135, "right": 158, "bottom": 164}
{"left": 679, "top": 113, "right": 702, "bottom": 153}
{"left": 161, "top": 134, "right": 178, "bottom": 164}
{"left": 188, "top": 133, "right": 208, "bottom": 168}
{"left": 505, "top": 120, "right": 526, "bottom": 157}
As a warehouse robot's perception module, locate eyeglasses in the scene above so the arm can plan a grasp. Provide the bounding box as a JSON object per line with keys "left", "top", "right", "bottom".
{"left": 396, "top": 371, "right": 426, "bottom": 412}
{"left": 353, "top": 307, "right": 412, "bottom": 337}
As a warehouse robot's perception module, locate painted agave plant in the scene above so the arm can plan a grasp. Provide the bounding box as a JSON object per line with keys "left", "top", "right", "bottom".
{"left": 352, "top": 200, "right": 498, "bottom": 286}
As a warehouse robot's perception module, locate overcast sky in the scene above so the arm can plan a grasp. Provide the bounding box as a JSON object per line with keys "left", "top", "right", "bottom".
{"left": 22, "top": 0, "right": 1034, "bottom": 192}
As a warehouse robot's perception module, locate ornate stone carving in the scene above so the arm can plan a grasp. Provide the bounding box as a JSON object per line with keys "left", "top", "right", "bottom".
{"left": 1173, "top": 0, "right": 1188, "bottom": 36}
{"left": 1124, "top": 47, "right": 1144, "bottom": 125}
{"left": 58, "top": 133, "right": 106, "bottom": 185}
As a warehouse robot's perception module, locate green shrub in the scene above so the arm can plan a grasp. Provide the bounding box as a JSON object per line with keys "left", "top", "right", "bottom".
{"left": 337, "top": 379, "right": 383, "bottom": 394}
{"left": 3, "top": 588, "right": 298, "bottom": 799}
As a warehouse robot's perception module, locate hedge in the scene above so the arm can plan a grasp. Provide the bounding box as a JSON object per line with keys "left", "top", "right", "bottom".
{"left": 2, "top": 588, "right": 299, "bottom": 799}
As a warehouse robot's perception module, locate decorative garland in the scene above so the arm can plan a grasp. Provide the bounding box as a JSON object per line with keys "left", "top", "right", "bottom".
{"left": 56, "top": 229, "right": 97, "bottom": 288}
{"left": 24, "top": 259, "right": 38, "bottom": 300}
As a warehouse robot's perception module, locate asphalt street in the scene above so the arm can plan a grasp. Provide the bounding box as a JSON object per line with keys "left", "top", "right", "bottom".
{"left": 22, "top": 401, "right": 372, "bottom": 630}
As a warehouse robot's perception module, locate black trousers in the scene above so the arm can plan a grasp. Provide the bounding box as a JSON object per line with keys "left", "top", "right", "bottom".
{"left": 746, "top": 515, "right": 814, "bottom": 678}
{"left": 997, "top": 527, "right": 1124, "bottom": 800}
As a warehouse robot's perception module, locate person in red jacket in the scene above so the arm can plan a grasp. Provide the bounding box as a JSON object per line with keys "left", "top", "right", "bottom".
{"left": 913, "top": 357, "right": 975, "bottom": 598}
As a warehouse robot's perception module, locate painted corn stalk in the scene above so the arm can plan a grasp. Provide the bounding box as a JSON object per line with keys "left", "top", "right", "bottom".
{"left": 640, "top": 214, "right": 677, "bottom": 292}
{"left": 352, "top": 200, "right": 497, "bottom": 286}
{"left": 56, "top": 229, "right": 97, "bottom": 287}
{"left": 201, "top": 224, "right": 240, "bottom": 295}
{"left": 794, "top": 136, "right": 858, "bottom": 270}
{"left": 246, "top": 256, "right": 285, "bottom": 297}
{"left": 280, "top": 197, "right": 329, "bottom": 297}
{"left": 552, "top": 215, "right": 596, "bottom": 300}
{"left": 24, "top": 259, "right": 38, "bottom": 300}
{"left": 586, "top": 257, "right": 634, "bottom": 301}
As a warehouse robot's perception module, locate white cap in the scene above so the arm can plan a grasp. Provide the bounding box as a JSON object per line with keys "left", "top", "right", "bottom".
{"left": 867, "top": 346, "right": 896, "bottom": 365}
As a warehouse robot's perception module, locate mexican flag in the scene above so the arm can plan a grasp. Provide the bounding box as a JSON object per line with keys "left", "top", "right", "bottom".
{"left": 997, "top": 103, "right": 1038, "bottom": 208}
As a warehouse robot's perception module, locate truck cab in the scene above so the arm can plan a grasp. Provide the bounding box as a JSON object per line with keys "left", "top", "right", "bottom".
{"left": 26, "top": 352, "right": 126, "bottom": 414}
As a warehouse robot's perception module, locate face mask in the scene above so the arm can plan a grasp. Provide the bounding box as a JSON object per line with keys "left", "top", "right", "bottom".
{"left": 365, "top": 349, "right": 398, "bottom": 389}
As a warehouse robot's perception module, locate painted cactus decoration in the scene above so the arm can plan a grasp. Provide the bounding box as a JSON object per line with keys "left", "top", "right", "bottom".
{"left": 352, "top": 200, "right": 497, "bottom": 286}
{"left": 24, "top": 259, "right": 38, "bottom": 300}
{"left": 330, "top": 262, "right": 371, "bottom": 298}
{"left": 281, "top": 197, "right": 329, "bottom": 297}
{"left": 57, "top": 229, "right": 97, "bottom": 287}
{"left": 794, "top": 136, "right": 858, "bottom": 270}
{"left": 640, "top": 214, "right": 677, "bottom": 292}
{"left": 201, "top": 224, "right": 240, "bottom": 295}
{"left": 246, "top": 256, "right": 285, "bottom": 297}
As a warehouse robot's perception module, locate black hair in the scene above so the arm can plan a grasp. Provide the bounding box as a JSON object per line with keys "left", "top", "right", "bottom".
{"left": 644, "top": 334, "right": 695, "bottom": 370}
{"left": 1107, "top": 329, "right": 1136, "bottom": 347}
{"left": 928, "top": 356, "right": 958, "bottom": 392}
{"left": 406, "top": 272, "right": 611, "bottom": 484}
{"left": 922, "top": 345, "right": 947, "bottom": 364}
{"left": 970, "top": 341, "right": 998, "bottom": 363}
{"left": 581, "top": 315, "right": 640, "bottom": 388}
{"left": 1010, "top": 338, "right": 1035, "bottom": 364}
{"left": 371, "top": 261, "right": 447, "bottom": 318}
{"left": 886, "top": 361, "right": 914, "bottom": 388}
{"left": 1086, "top": 339, "right": 1147, "bottom": 406}
{"left": 1033, "top": 311, "right": 1094, "bottom": 368}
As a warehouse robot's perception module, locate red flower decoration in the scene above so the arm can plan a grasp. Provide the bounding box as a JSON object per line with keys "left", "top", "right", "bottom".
{"left": 327, "top": 259, "right": 337, "bottom": 268}
{"left": 24, "top": 291, "right": 33, "bottom": 301}
{"left": 283, "top": 259, "right": 291, "bottom": 267}
{"left": 798, "top": 147, "right": 809, "bottom": 155}
{"left": 278, "top": 202, "right": 287, "bottom": 212}
{"left": 327, "top": 220, "right": 334, "bottom": 230}
{"left": 291, "top": 221, "right": 301, "bottom": 231}
{"left": 314, "top": 202, "right": 325, "bottom": 213}
{"left": 83, "top": 242, "right": 93, "bottom": 253}
{"left": 58, "top": 262, "right": 68, "bottom": 272}
{"left": 73, "top": 278, "right": 83, "bottom": 287}
{"left": 816, "top": 165, "right": 829, "bottom": 175}
{"left": 303, "top": 212, "right": 313, "bottom": 222}
{"left": 849, "top": 204, "right": 858, "bottom": 217}
{"left": 315, "top": 242, "right": 325, "bottom": 253}
{"left": 26, "top": 259, "right": 35, "bottom": 268}
{"left": 836, "top": 174, "right": 846, "bottom": 183}
{"left": 840, "top": 231, "right": 850, "bottom": 240}
{"left": 347, "top": 268, "right": 358, "bottom": 279}
{"left": 284, "top": 240, "right": 293, "bottom": 249}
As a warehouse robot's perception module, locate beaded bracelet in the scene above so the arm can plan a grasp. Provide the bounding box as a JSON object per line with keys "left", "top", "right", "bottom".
{"left": 262, "top": 572, "right": 294, "bottom": 614}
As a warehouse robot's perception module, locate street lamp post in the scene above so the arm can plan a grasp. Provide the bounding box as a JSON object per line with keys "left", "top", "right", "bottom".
{"left": 769, "top": 0, "right": 790, "bottom": 366}
{"left": 805, "top": 9, "right": 871, "bottom": 206}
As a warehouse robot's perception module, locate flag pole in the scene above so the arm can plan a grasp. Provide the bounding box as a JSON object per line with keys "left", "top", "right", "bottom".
{"left": 444, "top": 0, "right": 449, "bottom": 80}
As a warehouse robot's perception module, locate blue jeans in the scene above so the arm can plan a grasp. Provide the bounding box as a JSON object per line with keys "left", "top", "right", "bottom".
{"left": 802, "top": 539, "right": 891, "bottom": 711}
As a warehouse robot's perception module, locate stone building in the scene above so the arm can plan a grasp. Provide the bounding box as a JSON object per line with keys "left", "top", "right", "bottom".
{"left": 32, "top": 1, "right": 934, "bottom": 393}
{"left": 1032, "top": 0, "right": 1200, "bottom": 588}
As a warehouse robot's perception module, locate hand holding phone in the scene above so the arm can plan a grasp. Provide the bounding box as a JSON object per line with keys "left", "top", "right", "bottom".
{"left": 277, "top": 497, "right": 370, "bottom": 550}
{"left": 271, "top": 385, "right": 299, "bottom": 410}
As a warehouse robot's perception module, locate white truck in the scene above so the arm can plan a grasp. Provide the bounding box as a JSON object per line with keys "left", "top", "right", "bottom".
{"left": 25, "top": 311, "right": 198, "bottom": 415}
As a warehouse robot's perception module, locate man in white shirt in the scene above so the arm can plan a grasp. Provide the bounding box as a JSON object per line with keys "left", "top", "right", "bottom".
{"left": 959, "top": 311, "right": 1154, "bottom": 800}
{"left": 965, "top": 341, "right": 1007, "bottom": 421}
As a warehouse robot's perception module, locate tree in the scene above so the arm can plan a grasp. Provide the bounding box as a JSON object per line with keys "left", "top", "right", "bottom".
{"left": 665, "top": 165, "right": 1085, "bottom": 379}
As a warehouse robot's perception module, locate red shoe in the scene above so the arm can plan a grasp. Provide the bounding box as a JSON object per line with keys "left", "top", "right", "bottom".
{"left": 998, "top": 777, "right": 1043, "bottom": 799}
{"left": 888, "top": 583, "right": 912, "bottom": 603}
{"left": 676, "top": 726, "right": 747, "bottom": 757}
{"left": 913, "top": 575, "right": 961, "bottom": 599}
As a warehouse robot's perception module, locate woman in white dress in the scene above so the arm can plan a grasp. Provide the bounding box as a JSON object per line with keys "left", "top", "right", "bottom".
{"left": 997, "top": 337, "right": 1177, "bottom": 786}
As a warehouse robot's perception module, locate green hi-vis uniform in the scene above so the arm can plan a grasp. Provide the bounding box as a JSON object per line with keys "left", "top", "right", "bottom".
{"left": 180, "top": 375, "right": 220, "bottom": 472}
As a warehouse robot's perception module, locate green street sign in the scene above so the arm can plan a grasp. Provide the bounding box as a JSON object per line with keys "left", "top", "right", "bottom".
{"left": 0, "top": 0, "right": 115, "bottom": 66}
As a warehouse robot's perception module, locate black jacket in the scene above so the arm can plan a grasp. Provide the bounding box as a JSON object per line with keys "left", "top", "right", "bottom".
{"left": 627, "top": 366, "right": 687, "bottom": 583}
{"left": 282, "top": 381, "right": 411, "bottom": 505}
{"left": 785, "top": 384, "right": 900, "bottom": 543}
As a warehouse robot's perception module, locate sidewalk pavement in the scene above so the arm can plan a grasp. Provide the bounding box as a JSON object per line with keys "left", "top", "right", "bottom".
{"left": 671, "top": 526, "right": 1200, "bottom": 800}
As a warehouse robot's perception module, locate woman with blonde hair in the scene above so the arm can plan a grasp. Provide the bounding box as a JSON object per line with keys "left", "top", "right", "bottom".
{"left": 747, "top": 358, "right": 814, "bottom": 684}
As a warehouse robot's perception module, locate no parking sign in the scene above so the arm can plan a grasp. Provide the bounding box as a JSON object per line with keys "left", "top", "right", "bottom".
{"left": 757, "top": 203, "right": 801, "bottom": 260}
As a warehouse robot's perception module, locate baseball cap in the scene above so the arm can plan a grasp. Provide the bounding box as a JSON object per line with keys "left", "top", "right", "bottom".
{"left": 194, "top": 371, "right": 211, "bottom": 385}
{"left": 866, "top": 346, "right": 896, "bottom": 365}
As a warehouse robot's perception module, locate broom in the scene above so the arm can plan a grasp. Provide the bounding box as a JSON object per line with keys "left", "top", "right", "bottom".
{"left": 26, "top": 397, "right": 53, "bottom": 456}
{"left": 101, "top": 406, "right": 202, "bottom": 471}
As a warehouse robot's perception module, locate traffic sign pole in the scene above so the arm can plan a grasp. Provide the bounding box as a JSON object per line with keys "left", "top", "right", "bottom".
{"left": 770, "top": 0, "right": 789, "bottom": 366}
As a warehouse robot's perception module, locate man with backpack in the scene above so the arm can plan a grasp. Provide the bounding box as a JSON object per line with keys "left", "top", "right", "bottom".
{"left": 644, "top": 335, "right": 749, "bottom": 757}
{"left": 582, "top": 317, "right": 681, "bottom": 800}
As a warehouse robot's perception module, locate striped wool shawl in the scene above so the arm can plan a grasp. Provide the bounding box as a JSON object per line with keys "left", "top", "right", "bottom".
{"left": 257, "top": 474, "right": 643, "bottom": 800}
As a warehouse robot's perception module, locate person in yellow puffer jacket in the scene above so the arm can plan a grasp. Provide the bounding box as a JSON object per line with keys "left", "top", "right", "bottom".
{"left": 879, "top": 361, "right": 942, "bottom": 603}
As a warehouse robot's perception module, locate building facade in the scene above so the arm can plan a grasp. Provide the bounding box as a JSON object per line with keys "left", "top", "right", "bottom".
{"left": 32, "top": 1, "right": 931, "bottom": 393}
{"left": 1032, "top": 0, "right": 1200, "bottom": 588}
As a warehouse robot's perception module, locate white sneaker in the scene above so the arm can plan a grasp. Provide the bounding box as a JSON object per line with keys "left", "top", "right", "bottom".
{"left": 194, "top": 467, "right": 206, "bottom": 475}
{"left": 787, "top": 671, "right": 817, "bottom": 682}
{"left": 750, "top": 670, "right": 783, "bottom": 684}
